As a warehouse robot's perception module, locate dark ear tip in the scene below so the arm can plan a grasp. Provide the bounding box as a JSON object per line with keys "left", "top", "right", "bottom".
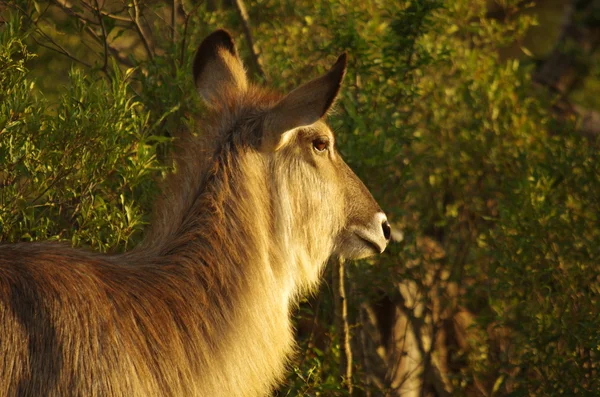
{"left": 193, "top": 29, "right": 237, "bottom": 84}
{"left": 197, "top": 29, "right": 236, "bottom": 56}
{"left": 330, "top": 52, "right": 348, "bottom": 80}
{"left": 207, "top": 29, "right": 235, "bottom": 52}
{"left": 335, "top": 52, "right": 348, "bottom": 68}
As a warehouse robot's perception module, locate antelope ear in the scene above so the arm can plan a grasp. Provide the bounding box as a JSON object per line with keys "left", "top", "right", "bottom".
{"left": 193, "top": 30, "right": 248, "bottom": 107}
{"left": 263, "top": 53, "right": 347, "bottom": 149}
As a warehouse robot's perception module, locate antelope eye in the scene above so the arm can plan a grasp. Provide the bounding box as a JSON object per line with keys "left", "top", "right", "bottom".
{"left": 312, "top": 137, "right": 329, "bottom": 153}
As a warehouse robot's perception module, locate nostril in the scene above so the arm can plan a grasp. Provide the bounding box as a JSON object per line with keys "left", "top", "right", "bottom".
{"left": 382, "top": 220, "right": 391, "bottom": 241}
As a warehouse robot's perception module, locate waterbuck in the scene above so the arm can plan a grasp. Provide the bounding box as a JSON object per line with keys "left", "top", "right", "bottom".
{"left": 0, "top": 30, "right": 390, "bottom": 396}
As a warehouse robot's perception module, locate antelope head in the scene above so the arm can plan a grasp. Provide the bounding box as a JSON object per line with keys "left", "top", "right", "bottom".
{"left": 192, "top": 30, "right": 390, "bottom": 284}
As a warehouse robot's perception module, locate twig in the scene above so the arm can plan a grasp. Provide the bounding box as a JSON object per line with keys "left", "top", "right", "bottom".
{"left": 53, "top": 0, "right": 100, "bottom": 25}
{"left": 180, "top": 1, "right": 203, "bottom": 66}
{"left": 359, "top": 304, "right": 372, "bottom": 397}
{"left": 31, "top": 36, "right": 92, "bottom": 68}
{"left": 127, "top": 0, "right": 154, "bottom": 61}
{"left": 333, "top": 257, "right": 353, "bottom": 395}
{"left": 171, "top": 0, "right": 177, "bottom": 47}
{"left": 52, "top": 0, "right": 134, "bottom": 71}
{"left": 231, "top": 0, "right": 265, "bottom": 80}
{"left": 83, "top": 24, "right": 135, "bottom": 67}
{"left": 92, "top": 0, "right": 109, "bottom": 73}
{"left": 32, "top": 1, "right": 52, "bottom": 24}
{"left": 5, "top": 2, "right": 92, "bottom": 68}
{"left": 167, "top": 0, "right": 178, "bottom": 76}
{"left": 297, "top": 294, "right": 323, "bottom": 370}
{"left": 100, "top": 10, "right": 132, "bottom": 22}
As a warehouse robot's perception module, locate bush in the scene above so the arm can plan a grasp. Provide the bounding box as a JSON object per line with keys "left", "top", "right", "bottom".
{"left": 0, "top": 17, "right": 165, "bottom": 251}
{"left": 1, "top": 1, "right": 598, "bottom": 395}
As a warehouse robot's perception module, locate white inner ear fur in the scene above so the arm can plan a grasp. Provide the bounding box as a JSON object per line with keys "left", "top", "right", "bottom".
{"left": 219, "top": 48, "right": 248, "bottom": 92}
{"left": 197, "top": 48, "right": 248, "bottom": 105}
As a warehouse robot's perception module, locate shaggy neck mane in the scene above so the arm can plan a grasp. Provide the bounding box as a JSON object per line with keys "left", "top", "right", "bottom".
{"left": 140, "top": 99, "right": 271, "bottom": 259}
{"left": 121, "top": 90, "right": 297, "bottom": 394}
{"left": 129, "top": 88, "right": 293, "bottom": 285}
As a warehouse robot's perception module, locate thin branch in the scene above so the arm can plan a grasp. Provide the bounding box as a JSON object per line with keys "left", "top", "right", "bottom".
{"left": 100, "top": 10, "right": 132, "bottom": 22}
{"left": 83, "top": 24, "right": 135, "bottom": 67}
{"left": 32, "top": 1, "right": 53, "bottom": 24}
{"left": 4, "top": 1, "right": 92, "bottom": 68}
{"left": 166, "top": 0, "right": 177, "bottom": 76}
{"left": 180, "top": 1, "right": 203, "bottom": 66}
{"left": 51, "top": 0, "right": 132, "bottom": 72}
{"left": 359, "top": 303, "right": 373, "bottom": 397}
{"left": 53, "top": 0, "right": 100, "bottom": 25}
{"left": 92, "top": 0, "right": 109, "bottom": 73}
{"left": 33, "top": 29, "right": 90, "bottom": 67}
{"left": 297, "top": 294, "right": 323, "bottom": 370}
{"left": 31, "top": 36, "right": 92, "bottom": 68}
{"left": 171, "top": 0, "right": 177, "bottom": 47}
{"left": 333, "top": 257, "right": 353, "bottom": 395}
{"left": 231, "top": 0, "right": 265, "bottom": 80}
{"left": 79, "top": 36, "right": 100, "bottom": 58}
{"left": 127, "top": 0, "right": 154, "bottom": 61}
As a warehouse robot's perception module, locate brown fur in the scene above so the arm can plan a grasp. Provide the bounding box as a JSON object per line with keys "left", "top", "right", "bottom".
{"left": 0, "top": 30, "right": 388, "bottom": 397}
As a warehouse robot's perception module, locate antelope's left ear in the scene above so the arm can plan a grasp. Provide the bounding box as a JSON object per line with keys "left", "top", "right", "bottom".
{"left": 193, "top": 29, "right": 248, "bottom": 107}
{"left": 263, "top": 53, "right": 347, "bottom": 150}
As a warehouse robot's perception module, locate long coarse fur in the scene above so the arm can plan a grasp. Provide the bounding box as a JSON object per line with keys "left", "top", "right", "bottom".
{"left": 0, "top": 32, "right": 387, "bottom": 397}
{"left": 0, "top": 86, "right": 299, "bottom": 396}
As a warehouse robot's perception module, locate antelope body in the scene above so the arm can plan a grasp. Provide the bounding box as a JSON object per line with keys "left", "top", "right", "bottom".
{"left": 0, "top": 30, "right": 390, "bottom": 396}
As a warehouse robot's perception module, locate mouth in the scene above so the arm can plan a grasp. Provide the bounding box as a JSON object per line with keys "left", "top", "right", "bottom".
{"left": 334, "top": 230, "right": 388, "bottom": 260}
{"left": 354, "top": 231, "right": 386, "bottom": 254}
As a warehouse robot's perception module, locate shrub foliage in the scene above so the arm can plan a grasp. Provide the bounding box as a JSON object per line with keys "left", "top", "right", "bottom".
{"left": 1, "top": 0, "right": 598, "bottom": 395}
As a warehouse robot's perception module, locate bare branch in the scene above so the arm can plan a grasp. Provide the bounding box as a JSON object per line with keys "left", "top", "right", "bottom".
{"left": 171, "top": 0, "right": 177, "bottom": 47}
{"left": 53, "top": 0, "right": 101, "bottom": 25}
{"left": 83, "top": 24, "right": 135, "bottom": 68}
{"left": 50, "top": 0, "right": 135, "bottom": 69}
{"left": 33, "top": 1, "right": 53, "bottom": 24}
{"left": 51, "top": 5, "right": 127, "bottom": 68}
{"left": 296, "top": 294, "right": 323, "bottom": 370}
{"left": 180, "top": 1, "right": 203, "bottom": 66}
{"left": 100, "top": 10, "right": 132, "bottom": 23}
{"left": 231, "top": 0, "right": 265, "bottom": 80}
{"left": 30, "top": 36, "right": 92, "bottom": 68}
{"left": 127, "top": 0, "right": 154, "bottom": 61}
{"left": 92, "top": 0, "right": 109, "bottom": 73}
{"left": 51, "top": 0, "right": 129, "bottom": 72}
{"left": 5, "top": 1, "right": 92, "bottom": 68}
{"left": 333, "top": 257, "right": 353, "bottom": 395}
{"left": 358, "top": 305, "right": 372, "bottom": 397}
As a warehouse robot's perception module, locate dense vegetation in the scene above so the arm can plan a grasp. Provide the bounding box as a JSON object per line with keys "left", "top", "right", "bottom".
{"left": 1, "top": 0, "right": 598, "bottom": 395}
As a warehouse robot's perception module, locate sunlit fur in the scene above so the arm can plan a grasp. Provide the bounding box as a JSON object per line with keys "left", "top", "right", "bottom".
{"left": 0, "top": 33, "right": 386, "bottom": 397}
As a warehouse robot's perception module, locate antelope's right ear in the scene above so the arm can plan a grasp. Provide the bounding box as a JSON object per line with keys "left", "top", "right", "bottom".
{"left": 193, "top": 30, "right": 248, "bottom": 107}
{"left": 263, "top": 53, "right": 347, "bottom": 150}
